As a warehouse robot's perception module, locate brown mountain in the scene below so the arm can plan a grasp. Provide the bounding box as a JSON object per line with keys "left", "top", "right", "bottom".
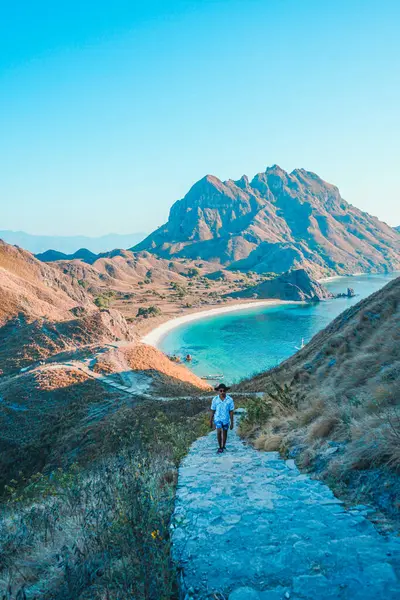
{"left": 134, "top": 166, "right": 400, "bottom": 278}
{"left": 0, "top": 240, "right": 135, "bottom": 374}
{"left": 0, "top": 239, "right": 90, "bottom": 324}
{"left": 0, "top": 241, "right": 213, "bottom": 390}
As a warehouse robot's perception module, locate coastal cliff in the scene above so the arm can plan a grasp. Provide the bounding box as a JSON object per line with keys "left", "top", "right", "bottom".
{"left": 227, "top": 268, "right": 333, "bottom": 302}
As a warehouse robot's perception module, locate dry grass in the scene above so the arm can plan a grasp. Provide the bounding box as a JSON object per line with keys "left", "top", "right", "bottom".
{"left": 296, "top": 398, "right": 325, "bottom": 426}
{"left": 123, "top": 343, "right": 211, "bottom": 394}
{"left": 0, "top": 392, "right": 210, "bottom": 599}
{"left": 254, "top": 432, "right": 284, "bottom": 451}
{"left": 307, "top": 414, "right": 341, "bottom": 441}
{"left": 34, "top": 366, "right": 88, "bottom": 390}
{"left": 93, "top": 343, "right": 212, "bottom": 396}
{"left": 237, "top": 277, "right": 400, "bottom": 523}
{"left": 0, "top": 366, "right": 129, "bottom": 492}
{"left": 0, "top": 309, "right": 133, "bottom": 376}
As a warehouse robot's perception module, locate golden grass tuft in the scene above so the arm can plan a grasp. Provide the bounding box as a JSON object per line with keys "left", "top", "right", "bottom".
{"left": 254, "top": 432, "right": 284, "bottom": 451}
{"left": 297, "top": 398, "right": 325, "bottom": 426}
{"left": 307, "top": 414, "right": 340, "bottom": 441}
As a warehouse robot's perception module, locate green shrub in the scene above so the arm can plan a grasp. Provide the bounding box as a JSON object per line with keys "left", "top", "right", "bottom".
{"left": 136, "top": 305, "right": 161, "bottom": 318}
{"left": 171, "top": 283, "right": 186, "bottom": 298}
{"left": 94, "top": 295, "right": 110, "bottom": 309}
{"left": 243, "top": 396, "right": 274, "bottom": 426}
{"left": 187, "top": 268, "right": 200, "bottom": 278}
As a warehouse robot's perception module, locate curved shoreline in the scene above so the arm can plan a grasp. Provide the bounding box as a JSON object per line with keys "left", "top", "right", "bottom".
{"left": 141, "top": 300, "right": 296, "bottom": 348}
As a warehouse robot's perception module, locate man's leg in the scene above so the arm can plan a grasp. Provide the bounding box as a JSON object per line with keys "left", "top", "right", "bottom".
{"left": 217, "top": 428, "right": 223, "bottom": 449}
{"left": 222, "top": 427, "right": 228, "bottom": 449}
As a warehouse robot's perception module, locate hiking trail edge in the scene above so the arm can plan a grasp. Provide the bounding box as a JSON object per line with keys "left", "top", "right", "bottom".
{"left": 171, "top": 413, "right": 400, "bottom": 600}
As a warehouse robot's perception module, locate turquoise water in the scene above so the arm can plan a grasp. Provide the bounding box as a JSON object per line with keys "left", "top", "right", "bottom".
{"left": 159, "top": 273, "right": 399, "bottom": 383}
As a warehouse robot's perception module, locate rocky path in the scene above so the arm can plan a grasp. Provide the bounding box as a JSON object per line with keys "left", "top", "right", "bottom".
{"left": 171, "top": 416, "right": 400, "bottom": 600}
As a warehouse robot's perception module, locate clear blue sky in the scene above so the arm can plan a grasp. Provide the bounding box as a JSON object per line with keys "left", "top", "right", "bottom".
{"left": 1, "top": 0, "right": 399, "bottom": 236}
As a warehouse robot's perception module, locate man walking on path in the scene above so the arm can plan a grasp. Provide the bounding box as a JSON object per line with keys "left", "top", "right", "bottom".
{"left": 210, "top": 383, "right": 234, "bottom": 453}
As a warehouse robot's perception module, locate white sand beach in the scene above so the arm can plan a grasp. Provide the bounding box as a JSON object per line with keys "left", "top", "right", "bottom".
{"left": 317, "top": 275, "right": 344, "bottom": 283}
{"left": 141, "top": 300, "right": 293, "bottom": 348}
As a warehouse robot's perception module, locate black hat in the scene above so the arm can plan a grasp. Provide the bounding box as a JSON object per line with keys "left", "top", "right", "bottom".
{"left": 214, "top": 383, "right": 230, "bottom": 391}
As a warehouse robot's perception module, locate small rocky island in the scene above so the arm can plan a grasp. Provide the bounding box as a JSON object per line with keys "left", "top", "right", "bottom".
{"left": 336, "top": 287, "right": 356, "bottom": 298}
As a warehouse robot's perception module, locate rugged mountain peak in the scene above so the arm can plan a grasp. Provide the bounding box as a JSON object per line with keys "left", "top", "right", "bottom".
{"left": 133, "top": 166, "right": 400, "bottom": 277}
{"left": 249, "top": 164, "right": 290, "bottom": 196}
{"left": 291, "top": 167, "right": 320, "bottom": 178}
{"left": 264, "top": 164, "right": 290, "bottom": 193}
{"left": 187, "top": 174, "right": 231, "bottom": 198}
{"left": 290, "top": 168, "right": 339, "bottom": 194}
{"left": 265, "top": 164, "right": 287, "bottom": 175}
{"left": 204, "top": 173, "right": 222, "bottom": 185}
{"left": 233, "top": 174, "right": 250, "bottom": 190}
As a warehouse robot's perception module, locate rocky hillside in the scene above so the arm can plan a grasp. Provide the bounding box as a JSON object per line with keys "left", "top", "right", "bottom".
{"left": 35, "top": 247, "right": 260, "bottom": 326}
{"left": 0, "top": 239, "right": 210, "bottom": 480}
{"left": 37, "top": 247, "right": 224, "bottom": 291}
{"left": 0, "top": 241, "right": 133, "bottom": 373}
{"left": 0, "top": 240, "right": 90, "bottom": 324}
{"left": 0, "top": 243, "right": 213, "bottom": 600}
{"left": 227, "top": 268, "right": 333, "bottom": 302}
{"left": 236, "top": 276, "right": 400, "bottom": 523}
{"left": 134, "top": 166, "right": 400, "bottom": 278}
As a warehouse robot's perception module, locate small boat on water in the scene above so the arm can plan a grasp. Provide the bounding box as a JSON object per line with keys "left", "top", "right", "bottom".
{"left": 202, "top": 374, "right": 224, "bottom": 380}
{"left": 295, "top": 338, "right": 305, "bottom": 351}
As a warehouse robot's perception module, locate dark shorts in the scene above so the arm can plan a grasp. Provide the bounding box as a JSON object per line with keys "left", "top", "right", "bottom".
{"left": 215, "top": 420, "right": 229, "bottom": 430}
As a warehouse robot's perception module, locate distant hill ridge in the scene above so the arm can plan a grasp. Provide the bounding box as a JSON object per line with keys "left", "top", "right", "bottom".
{"left": 0, "top": 230, "right": 146, "bottom": 254}
{"left": 133, "top": 165, "right": 400, "bottom": 278}
{"left": 36, "top": 248, "right": 99, "bottom": 264}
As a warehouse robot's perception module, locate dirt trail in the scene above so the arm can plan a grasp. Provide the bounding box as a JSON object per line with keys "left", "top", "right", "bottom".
{"left": 38, "top": 343, "right": 264, "bottom": 401}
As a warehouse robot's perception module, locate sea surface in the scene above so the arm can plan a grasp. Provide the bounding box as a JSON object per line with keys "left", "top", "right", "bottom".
{"left": 159, "top": 273, "right": 399, "bottom": 383}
